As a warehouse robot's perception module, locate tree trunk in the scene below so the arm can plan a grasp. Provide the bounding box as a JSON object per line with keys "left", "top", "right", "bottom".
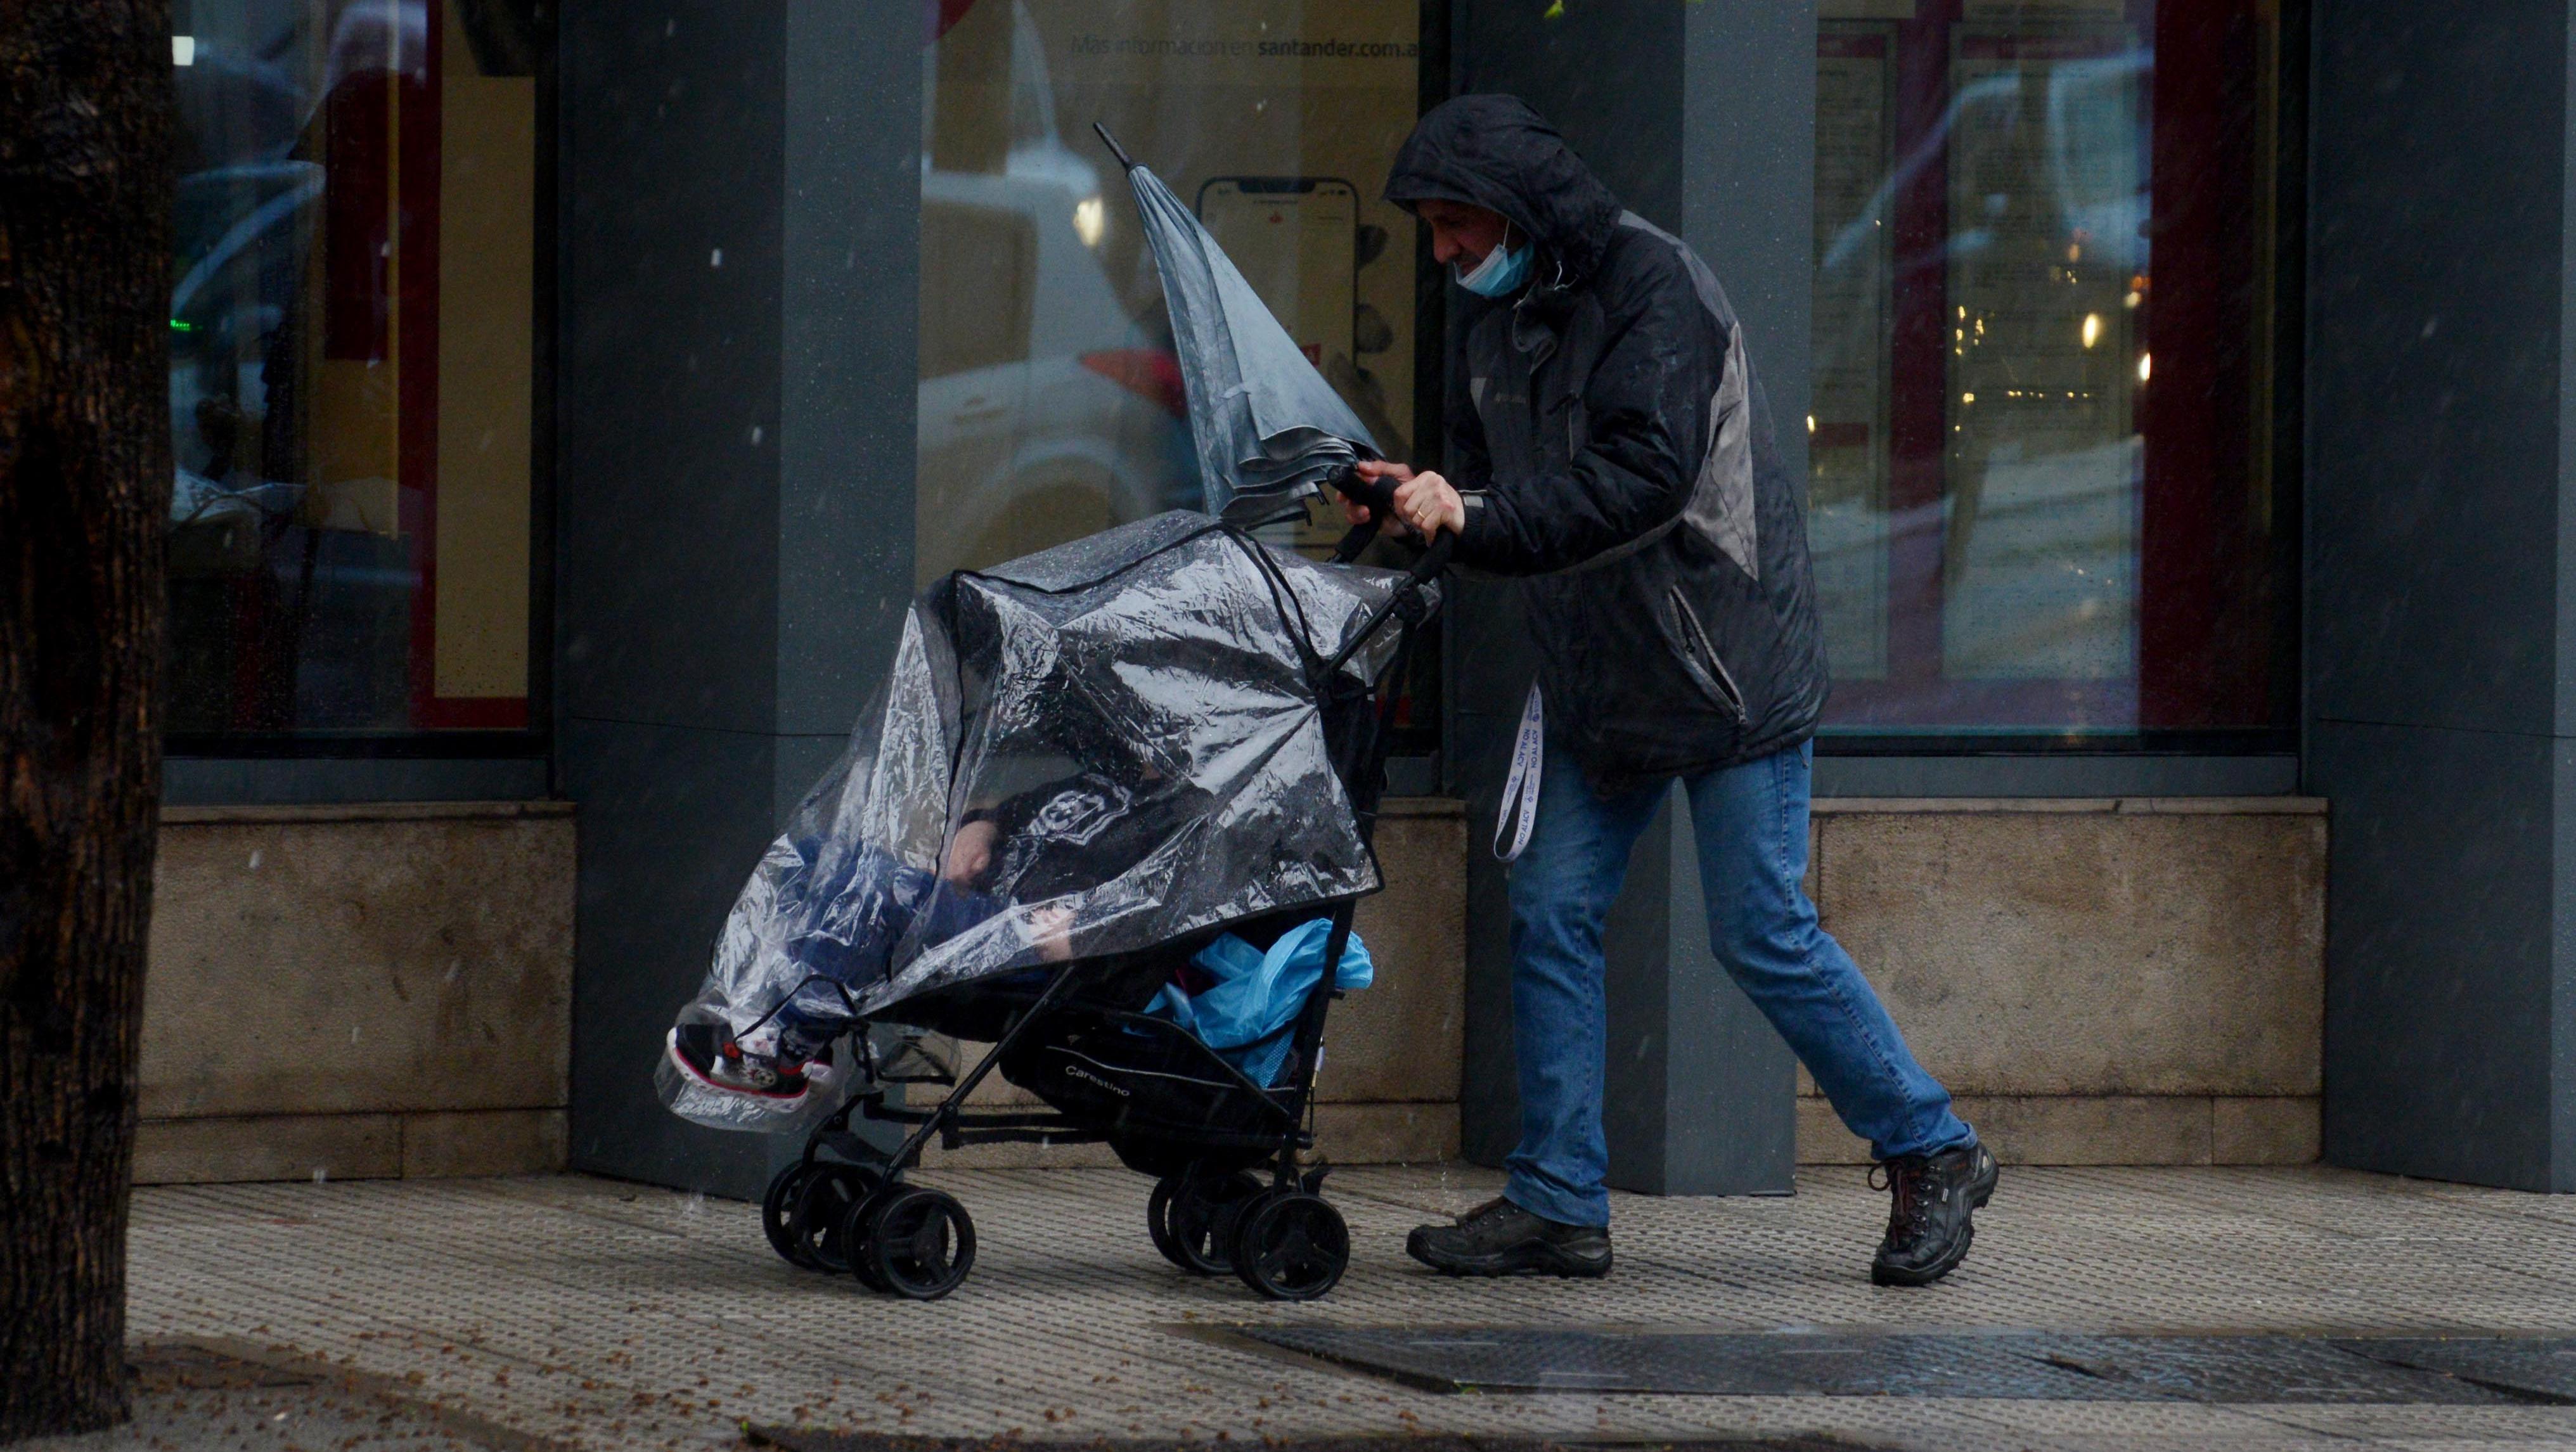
{"left": 0, "top": 2, "right": 174, "bottom": 1440}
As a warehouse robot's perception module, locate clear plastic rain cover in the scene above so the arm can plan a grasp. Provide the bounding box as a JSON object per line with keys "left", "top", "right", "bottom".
{"left": 659, "top": 513, "right": 1426, "bottom": 1131}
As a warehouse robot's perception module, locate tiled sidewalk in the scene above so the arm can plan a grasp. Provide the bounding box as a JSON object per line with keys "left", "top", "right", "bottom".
{"left": 60, "top": 1164, "right": 2576, "bottom": 1450}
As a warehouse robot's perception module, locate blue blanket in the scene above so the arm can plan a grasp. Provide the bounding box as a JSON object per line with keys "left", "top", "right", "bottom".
{"left": 1145, "top": 919, "right": 1372, "bottom": 1086}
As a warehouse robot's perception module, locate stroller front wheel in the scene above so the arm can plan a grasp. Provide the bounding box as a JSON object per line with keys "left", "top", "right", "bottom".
{"left": 763, "top": 1162, "right": 818, "bottom": 1268}
{"left": 1231, "top": 1190, "right": 1348, "bottom": 1302}
{"left": 863, "top": 1186, "right": 977, "bottom": 1300}
{"left": 790, "top": 1163, "right": 884, "bottom": 1274}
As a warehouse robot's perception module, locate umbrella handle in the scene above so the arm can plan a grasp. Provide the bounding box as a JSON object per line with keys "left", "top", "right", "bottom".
{"left": 1325, "top": 465, "right": 1393, "bottom": 564}
{"left": 1325, "top": 463, "right": 1458, "bottom": 564}
{"left": 1092, "top": 122, "right": 1138, "bottom": 171}
{"left": 1325, "top": 462, "right": 1401, "bottom": 520}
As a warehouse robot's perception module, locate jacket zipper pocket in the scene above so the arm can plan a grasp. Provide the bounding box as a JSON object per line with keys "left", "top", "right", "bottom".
{"left": 1668, "top": 588, "right": 1748, "bottom": 724}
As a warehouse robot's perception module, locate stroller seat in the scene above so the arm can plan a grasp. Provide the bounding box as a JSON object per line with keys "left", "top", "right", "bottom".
{"left": 882, "top": 906, "right": 1343, "bottom": 1176}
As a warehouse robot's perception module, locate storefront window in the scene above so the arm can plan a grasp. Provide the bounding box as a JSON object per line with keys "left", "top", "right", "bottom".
{"left": 918, "top": 0, "right": 1435, "bottom": 742}
{"left": 916, "top": 0, "right": 1427, "bottom": 575}
{"left": 167, "top": 0, "right": 541, "bottom": 736}
{"left": 1810, "top": 0, "right": 2292, "bottom": 738}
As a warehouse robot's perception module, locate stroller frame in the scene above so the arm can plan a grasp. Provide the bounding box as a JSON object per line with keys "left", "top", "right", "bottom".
{"left": 759, "top": 503, "right": 1450, "bottom": 1303}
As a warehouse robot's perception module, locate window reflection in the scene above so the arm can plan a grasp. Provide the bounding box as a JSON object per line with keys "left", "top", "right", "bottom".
{"left": 167, "top": 0, "right": 537, "bottom": 736}
{"left": 1810, "top": 1, "right": 2288, "bottom": 735}
{"left": 915, "top": 0, "right": 1424, "bottom": 581}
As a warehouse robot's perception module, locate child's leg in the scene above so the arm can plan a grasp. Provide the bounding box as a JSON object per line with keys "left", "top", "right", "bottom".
{"left": 768, "top": 847, "right": 929, "bottom": 1057}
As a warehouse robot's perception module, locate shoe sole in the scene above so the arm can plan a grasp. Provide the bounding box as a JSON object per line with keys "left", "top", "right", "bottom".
{"left": 664, "top": 1029, "right": 810, "bottom": 1107}
{"left": 1871, "top": 1155, "right": 1999, "bottom": 1288}
{"left": 1407, "top": 1233, "right": 1613, "bottom": 1279}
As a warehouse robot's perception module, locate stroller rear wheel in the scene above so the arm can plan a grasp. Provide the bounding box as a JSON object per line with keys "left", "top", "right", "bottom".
{"left": 763, "top": 1162, "right": 817, "bottom": 1268}
{"left": 1145, "top": 1177, "right": 1186, "bottom": 1268}
{"left": 1157, "top": 1168, "right": 1263, "bottom": 1275}
{"left": 863, "top": 1186, "right": 976, "bottom": 1300}
{"left": 1230, "top": 1190, "right": 1348, "bottom": 1302}
{"left": 790, "top": 1163, "right": 884, "bottom": 1273}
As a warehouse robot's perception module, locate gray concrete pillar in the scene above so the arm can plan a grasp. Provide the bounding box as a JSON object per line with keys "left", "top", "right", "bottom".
{"left": 2307, "top": 1, "right": 2576, "bottom": 1190}
{"left": 557, "top": 0, "right": 920, "bottom": 1197}
{"left": 1451, "top": 2, "right": 1813, "bottom": 1195}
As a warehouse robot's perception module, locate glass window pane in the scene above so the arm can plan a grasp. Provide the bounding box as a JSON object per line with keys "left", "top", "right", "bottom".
{"left": 914, "top": 0, "right": 1429, "bottom": 584}
{"left": 1810, "top": 0, "right": 2290, "bottom": 738}
{"left": 915, "top": 1, "right": 1439, "bottom": 754}
{"left": 167, "top": 0, "right": 539, "bottom": 736}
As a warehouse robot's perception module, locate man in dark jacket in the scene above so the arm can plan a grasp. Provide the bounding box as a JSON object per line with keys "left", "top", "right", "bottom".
{"left": 1357, "top": 95, "right": 1994, "bottom": 1287}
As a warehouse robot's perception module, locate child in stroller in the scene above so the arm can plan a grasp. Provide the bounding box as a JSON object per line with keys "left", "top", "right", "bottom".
{"left": 664, "top": 768, "right": 1161, "bottom": 1105}
{"left": 655, "top": 511, "right": 1446, "bottom": 1303}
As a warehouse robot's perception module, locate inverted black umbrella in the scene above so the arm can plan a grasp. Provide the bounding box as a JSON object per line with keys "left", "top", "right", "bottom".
{"left": 1097, "top": 124, "right": 1381, "bottom": 525}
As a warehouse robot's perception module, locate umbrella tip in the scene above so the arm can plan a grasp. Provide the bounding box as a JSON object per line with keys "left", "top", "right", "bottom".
{"left": 1092, "top": 122, "right": 1138, "bottom": 172}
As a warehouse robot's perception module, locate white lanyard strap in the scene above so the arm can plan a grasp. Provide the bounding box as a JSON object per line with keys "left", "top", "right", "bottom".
{"left": 1494, "top": 682, "right": 1544, "bottom": 862}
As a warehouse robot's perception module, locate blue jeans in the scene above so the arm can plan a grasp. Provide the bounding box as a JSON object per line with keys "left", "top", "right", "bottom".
{"left": 1504, "top": 740, "right": 1973, "bottom": 1227}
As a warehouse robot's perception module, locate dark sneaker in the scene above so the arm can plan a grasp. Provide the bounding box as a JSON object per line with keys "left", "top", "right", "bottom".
{"left": 1870, "top": 1140, "right": 1998, "bottom": 1287}
{"left": 666, "top": 1023, "right": 810, "bottom": 1105}
{"left": 1407, "top": 1196, "right": 1613, "bottom": 1278}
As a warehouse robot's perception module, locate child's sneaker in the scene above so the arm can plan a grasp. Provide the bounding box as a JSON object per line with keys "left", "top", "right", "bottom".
{"left": 666, "top": 1023, "right": 811, "bottom": 1105}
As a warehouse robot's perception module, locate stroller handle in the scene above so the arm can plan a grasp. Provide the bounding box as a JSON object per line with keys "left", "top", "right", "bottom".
{"left": 1319, "top": 463, "right": 1452, "bottom": 681}
{"left": 1402, "top": 529, "right": 1456, "bottom": 588}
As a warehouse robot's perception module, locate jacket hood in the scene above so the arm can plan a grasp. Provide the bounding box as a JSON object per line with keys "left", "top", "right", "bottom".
{"left": 1384, "top": 94, "right": 1625, "bottom": 286}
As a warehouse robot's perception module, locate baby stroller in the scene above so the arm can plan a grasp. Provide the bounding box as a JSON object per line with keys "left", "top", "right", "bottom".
{"left": 659, "top": 497, "right": 1448, "bottom": 1303}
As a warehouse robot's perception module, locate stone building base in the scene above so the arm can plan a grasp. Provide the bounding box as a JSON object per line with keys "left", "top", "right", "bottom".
{"left": 139, "top": 802, "right": 577, "bottom": 1185}
{"left": 1796, "top": 797, "right": 2326, "bottom": 1167}
{"left": 135, "top": 794, "right": 2322, "bottom": 1182}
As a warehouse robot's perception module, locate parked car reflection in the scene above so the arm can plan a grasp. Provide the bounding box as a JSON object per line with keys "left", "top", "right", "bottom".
{"left": 913, "top": 0, "right": 1195, "bottom": 584}
{"left": 915, "top": 168, "right": 1197, "bottom": 583}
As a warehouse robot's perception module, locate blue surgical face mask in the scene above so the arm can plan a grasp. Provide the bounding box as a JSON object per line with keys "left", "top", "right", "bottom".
{"left": 1455, "top": 229, "right": 1532, "bottom": 298}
